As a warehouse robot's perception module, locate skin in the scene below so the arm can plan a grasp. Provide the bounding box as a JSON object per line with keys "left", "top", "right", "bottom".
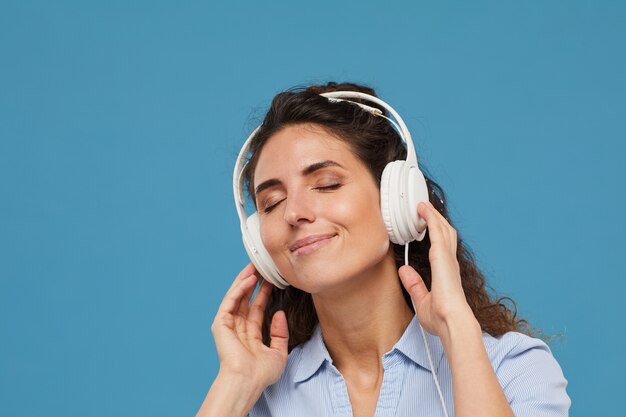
{"left": 197, "top": 123, "right": 515, "bottom": 417}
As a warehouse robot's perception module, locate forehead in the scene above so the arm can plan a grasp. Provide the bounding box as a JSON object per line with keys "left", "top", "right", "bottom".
{"left": 254, "top": 124, "right": 360, "bottom": 182}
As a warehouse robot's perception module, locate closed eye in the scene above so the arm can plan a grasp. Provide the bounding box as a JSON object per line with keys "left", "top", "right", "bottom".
{"left": 263, "top": 198, "right": 285, "bottom": 214}
{"left": 315, "top": 183, "right": 342, "bottom": 191}
{"left": 261, "top": 184, "right": 342, "bottom": 214}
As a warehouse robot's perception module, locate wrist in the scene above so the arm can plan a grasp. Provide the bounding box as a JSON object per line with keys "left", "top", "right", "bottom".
{"left": 216, "top": 370, "right": 266, "bottom": 401}
{"left": 216, "top": 369, "right": 266, "bottom": 391}
{"left": 440, "top": 311, "right": 482, "bottom": 350}
{"left": 198, "top": 372, "right": 264, "bottom": 417}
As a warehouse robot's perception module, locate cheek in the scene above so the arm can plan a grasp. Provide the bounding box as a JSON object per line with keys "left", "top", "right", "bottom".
{"left": 334, "top": 192, "right": 391, "bottom": 269}
{"left": 339, "top": 186, "right": 384, "bottom": 223}
{"left": 335, "top": 189, "right": 388, "bottom": 239}
{"left": 258, "top": 216, "right": 281, "bottom": 253}
{"left": 258, "top": 218, "right": 292, "bottom": 267}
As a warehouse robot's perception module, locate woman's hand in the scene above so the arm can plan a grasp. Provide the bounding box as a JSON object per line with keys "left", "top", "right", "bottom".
{"left": 398, "top": 201, "right": 477, "bottom": 337}
{"left": 211, "top": 263, "right": 289, "bottom": 388}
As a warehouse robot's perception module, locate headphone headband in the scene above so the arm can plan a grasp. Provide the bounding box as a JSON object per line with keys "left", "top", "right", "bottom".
{"left": 233, "top": 91, "right": 418, "bottom": 211}
{"left": 232, "top": 91, "right": 427, "bottom": 288}
{"left": 319, "top": 91, "right": 418, "bottom": 166}
{"left": 229, "top": 90, "right": 442, "bottom": 412}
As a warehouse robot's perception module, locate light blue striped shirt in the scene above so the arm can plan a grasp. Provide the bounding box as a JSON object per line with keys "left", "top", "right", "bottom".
{"left": 249, "top": 316, "right": 570, "bottom": 416}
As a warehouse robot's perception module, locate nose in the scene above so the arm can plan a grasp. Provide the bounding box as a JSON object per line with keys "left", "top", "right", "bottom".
{"left": 282, "top": 189, "right": 316, "bottom": 227}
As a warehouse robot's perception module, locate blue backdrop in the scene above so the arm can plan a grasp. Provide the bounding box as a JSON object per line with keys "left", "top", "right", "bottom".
{"left": 1, "top": 1, "right": 624, "bottom": 416}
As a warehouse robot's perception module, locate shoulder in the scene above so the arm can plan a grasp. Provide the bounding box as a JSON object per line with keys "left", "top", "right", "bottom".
{"left": 482, "top": 331, "right": 552, "bottom": 368}
{"left": 481, "top": 331, "right": 571, "bottom": 416}
{"left": 481, "top": 331, "right": 566, "bottom": 378}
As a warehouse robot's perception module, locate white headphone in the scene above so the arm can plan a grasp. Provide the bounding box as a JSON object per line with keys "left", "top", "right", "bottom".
{"left": 233, "top": 91, "right": 430, "bottom": 289}
{"left": 233, "top": 91, "right": 450, "bottom": 416}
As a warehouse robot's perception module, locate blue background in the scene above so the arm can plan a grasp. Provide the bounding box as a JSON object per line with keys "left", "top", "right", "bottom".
{"left": 1, "top": 1, "right": 624, "bottom": 416}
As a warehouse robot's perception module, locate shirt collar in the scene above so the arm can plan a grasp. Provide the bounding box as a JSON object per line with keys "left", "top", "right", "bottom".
{"left": 293, "top": 316, "right": 445, "bottom": 383}
{"left": 293, "top": 324, "right": 331, "bottom": 383}
{"left": 392, "top": 316, "right": 445, "bottom": 373}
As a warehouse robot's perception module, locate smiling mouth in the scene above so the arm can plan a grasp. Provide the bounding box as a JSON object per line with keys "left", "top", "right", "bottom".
{"left": 291, "top": 235, "right": 337, "bottom": 256}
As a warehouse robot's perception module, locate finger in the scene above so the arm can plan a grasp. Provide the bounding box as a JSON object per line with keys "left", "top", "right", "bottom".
{"left": 419, "top": 202, "right": 449, "bottom": 251}
{"left": 236, "top": 273, "right": 259, "bottom": 318}
{"left": 236, "top": 262, "right": 257, "bottom": 282}
{"left": 220, "top": 263, "right": 256, "bottom": 300}
{"left": 426, "top": 201, "right": 457, "bottom": 253}
{"left": 215, "top": 263, "right": 257, "bottom": 312}
{"left": 212, "top": 274, "right": 257, "bottom": 339}
{"left": 398, "top": 265, "right": 429, "bottom": 312}
{"left": 269, "top": 310, "right": 289, "bottom": 356}
{"left": 421, "top": 206, "right": 463, "bottom": 291}
{"left": 216, "top": 273, "right": 257, "bottom": 316}
{"left": 248, "top": 279, "right": 273, "bottom": 330}
{"left": 232, "top": 275, "right": 261, "bottom": 339}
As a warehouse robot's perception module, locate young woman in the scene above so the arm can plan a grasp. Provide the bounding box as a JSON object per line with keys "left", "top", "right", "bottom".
{"left": 196, "top": 82, "right": 571, "bottom": 417}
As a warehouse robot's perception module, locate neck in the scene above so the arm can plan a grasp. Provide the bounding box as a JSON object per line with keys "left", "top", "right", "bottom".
{"left": 311, "top": 251, "right": 414, "bottom": 376}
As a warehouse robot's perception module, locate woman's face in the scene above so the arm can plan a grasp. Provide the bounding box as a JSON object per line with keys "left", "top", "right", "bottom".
{"left": 253, "top": 123, "right": 391, "bottom": 293}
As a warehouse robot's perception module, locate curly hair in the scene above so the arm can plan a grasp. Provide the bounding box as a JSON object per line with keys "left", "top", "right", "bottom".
{"left": 241, "top": 81, "right": 533, "bottom": 352}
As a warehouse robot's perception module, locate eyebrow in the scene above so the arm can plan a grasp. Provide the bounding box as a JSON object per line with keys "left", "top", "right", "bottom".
{"left": 254, "top": 160, "right": 344, "bottom": 197}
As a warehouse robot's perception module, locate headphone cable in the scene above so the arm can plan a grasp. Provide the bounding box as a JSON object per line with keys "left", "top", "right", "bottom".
{"left": 406, "top": 243, "right": 449, "bottom": 417}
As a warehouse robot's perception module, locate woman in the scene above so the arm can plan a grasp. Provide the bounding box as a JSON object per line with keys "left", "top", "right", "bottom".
{"left": 196, "top": 82, "right": 571, "bottom": 417}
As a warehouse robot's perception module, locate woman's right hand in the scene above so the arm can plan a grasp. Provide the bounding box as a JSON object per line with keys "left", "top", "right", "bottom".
{"left": 211, "top": 263, "right": 289, "bottom": 389}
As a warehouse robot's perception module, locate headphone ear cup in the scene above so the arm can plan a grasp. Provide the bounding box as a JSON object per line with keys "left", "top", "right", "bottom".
{"left": 407, "top": 166, "right": 429, "bottom": 241}
{"left": 243, "top": 213, "right": 289, "bottom": 289}
{"left": 381, "top": 161, "right": 429, "bottom": 244}
{"left": 381, "top": 161, "right": 406, "bottom": 244}
{"left": 380, "top": 163, "right": 396, "bottom": 242}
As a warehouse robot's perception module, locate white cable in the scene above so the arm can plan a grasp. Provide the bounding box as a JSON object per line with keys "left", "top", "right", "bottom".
{"left": 326, "top": 97, "right": 448, "bottom": 416}
{"left": 405, "top": 241, "right": 410, "bottom": 265}
{"left": 405, "top": 243, "right": 449, "bottom": 417}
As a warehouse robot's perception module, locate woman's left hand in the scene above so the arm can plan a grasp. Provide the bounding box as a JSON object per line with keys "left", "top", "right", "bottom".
{"left": 398, "top": 201, "right": 477, "bottom": 337}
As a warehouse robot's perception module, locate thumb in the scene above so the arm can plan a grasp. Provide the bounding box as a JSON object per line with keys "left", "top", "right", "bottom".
{"left": 269, "top": 310, "right": 289, "bottom": 356}
{"left": 398, "top": 265, "right": 429, "bottom": 312}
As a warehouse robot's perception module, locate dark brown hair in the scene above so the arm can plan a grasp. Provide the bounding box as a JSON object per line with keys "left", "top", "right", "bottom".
{"left": 241, "top": 82, "right": 533, "bottom": 352}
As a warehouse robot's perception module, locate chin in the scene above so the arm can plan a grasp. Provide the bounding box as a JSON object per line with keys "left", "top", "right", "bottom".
{"left": 280, "top": 265, "right": 340, "bottom": 294}
{"left": 283, "top": 246, "right": 392, "bottom": 294}
{"left": 272, "top": 226, "right": 391, "bottom": 288}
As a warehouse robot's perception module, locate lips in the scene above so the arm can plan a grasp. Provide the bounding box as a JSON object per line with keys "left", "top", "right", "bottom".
{"left": 289, "top": 233, "right": 337, "bottom": 255}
